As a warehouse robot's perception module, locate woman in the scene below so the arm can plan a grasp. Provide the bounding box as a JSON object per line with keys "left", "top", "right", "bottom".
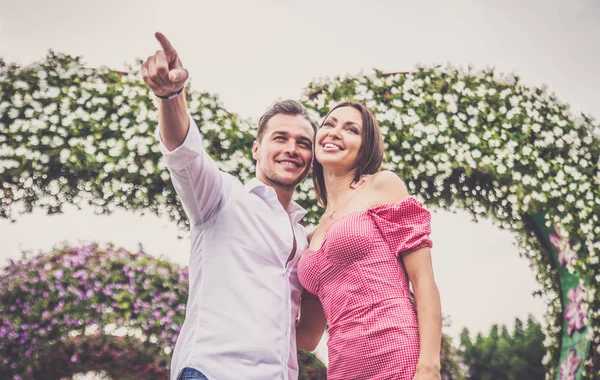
{"left": 296, "top": 101, "right": 442, "bottom": 380}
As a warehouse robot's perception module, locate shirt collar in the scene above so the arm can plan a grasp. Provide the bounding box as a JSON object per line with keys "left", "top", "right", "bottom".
{"left": 244, "top": 178, "right": 307, "bottom": 224}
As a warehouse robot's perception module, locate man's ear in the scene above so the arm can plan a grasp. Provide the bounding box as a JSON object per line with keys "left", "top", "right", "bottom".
{"left": 252, "top": 140, "right": 260, "bottom": 160}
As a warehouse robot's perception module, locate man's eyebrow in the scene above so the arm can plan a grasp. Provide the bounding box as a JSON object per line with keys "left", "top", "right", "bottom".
{"left": 271, "top": 131, "right": 312, "bottom": 144}
{"left": 297, "top": 136, "right": 313, "bottom": 145}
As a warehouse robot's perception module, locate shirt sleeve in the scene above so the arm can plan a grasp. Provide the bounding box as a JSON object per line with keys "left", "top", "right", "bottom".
{"left": 369, "top": 197, "right": 433, "bottom": 257}
{"left": 156, "top": 116, "right": 227, "bottom": 226}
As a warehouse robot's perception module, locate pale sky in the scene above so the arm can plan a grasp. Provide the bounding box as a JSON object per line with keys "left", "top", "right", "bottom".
{"left": 1, "top": 0, "right": 598, "bottom": 350}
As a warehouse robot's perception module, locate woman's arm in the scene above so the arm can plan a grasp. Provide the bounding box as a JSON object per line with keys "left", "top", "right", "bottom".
{"left": 296, "top": 292, "right": 327, "bottom": 351}
{"left": 404, "top": 247, "right": 442, "bottom": 378}
{"left": 367, "top": 170, "right": 441, "bottom": 377}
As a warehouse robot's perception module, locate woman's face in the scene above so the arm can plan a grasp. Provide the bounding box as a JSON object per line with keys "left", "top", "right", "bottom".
{"left": 315, "top": 106, "right": 363, "bottom": 172}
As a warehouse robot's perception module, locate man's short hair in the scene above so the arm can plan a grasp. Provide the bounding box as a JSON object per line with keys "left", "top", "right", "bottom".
{"left": 256, "top": 100, "right": 317, "bottom": 141}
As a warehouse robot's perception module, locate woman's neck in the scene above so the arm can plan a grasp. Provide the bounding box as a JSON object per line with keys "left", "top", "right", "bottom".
{"left": 323, "top": 170, "right": 355, "bottom": 209}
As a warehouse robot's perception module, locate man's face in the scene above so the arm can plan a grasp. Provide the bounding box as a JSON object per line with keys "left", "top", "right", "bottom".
{"left": 252, "top": 114, "right": 314, "bottom": 189}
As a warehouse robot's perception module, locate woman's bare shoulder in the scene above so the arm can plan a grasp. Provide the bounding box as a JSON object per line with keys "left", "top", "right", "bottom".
{"left": 365, "top": 171, "right": 410, "bottom": 206}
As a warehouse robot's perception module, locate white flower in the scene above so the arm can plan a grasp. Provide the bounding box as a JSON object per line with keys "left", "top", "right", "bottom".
{"left": 52, "top": 136, "right": 64, "bottom": 147}
{"left": 447, "top": 102, "right": 458, "bottom": 114}
{"left": 467, "top": 134, "right": 480, "bottom": 144}
{"left": 509, "top": 95, "right": 520, "bottom": 107}
{"left": 108, "top": 145, "right": 122, "bottom": 158}
{"left": 466, "top": 105, "right": 478, "bottom": 116}
{"left": 48, "top": 180, "right": 60, "bottom": 195}
{"left": 13, "top": 80, "right": 29, "bottom": 90}
{"left": 7, "top": 108, "right": 19, "bottom": 119}
{"left": 85, "top": 144, "right": 96, "bottom": 155}
{"left": 392, "top": 99, "right": 404, "bottom": 108}
{"left": 138, "top": 143, "right": 150, "bottom": 156}
{"left": 60, "top": 149, "right": 70, "bottom": 162}
{"left": 436, "top": 113, "right": 447, "bottom": 125}
{"left": 453, "top": 81, "right": 466, "bottom": 93}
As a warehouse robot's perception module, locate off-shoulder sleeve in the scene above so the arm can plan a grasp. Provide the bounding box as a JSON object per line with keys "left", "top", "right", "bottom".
{"left": 369, "top": 197, "right": 433, "bottom": 257}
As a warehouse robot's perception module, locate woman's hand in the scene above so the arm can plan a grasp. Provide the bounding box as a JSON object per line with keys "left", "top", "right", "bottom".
{"left": 412, "top": 361, "right": 440, "bottom": 380}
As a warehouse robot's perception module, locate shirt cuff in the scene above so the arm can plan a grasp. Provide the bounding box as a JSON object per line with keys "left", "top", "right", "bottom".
{"left": 155, "top": 116, "right": 205, "bottom": 171}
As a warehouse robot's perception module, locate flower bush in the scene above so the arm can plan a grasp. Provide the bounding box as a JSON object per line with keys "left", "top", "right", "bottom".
{"left": 440, "top": 326, "right": 469, "bottom": 380}
{"left": 0, "top": 244, "right": 327, "bottom": 379}
{"left": 1, "top": 53, "right": 599, "bottom": 377}
{"left": 0, "top": 244, "right": 186, "bottom": 378}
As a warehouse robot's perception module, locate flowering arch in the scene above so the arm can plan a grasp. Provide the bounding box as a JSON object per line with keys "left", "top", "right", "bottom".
{"left": 0, "top": 53, "right": 598, "bottom": 378}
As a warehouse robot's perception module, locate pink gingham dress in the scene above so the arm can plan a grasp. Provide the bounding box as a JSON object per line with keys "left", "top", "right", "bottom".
{"left": 298, "top": 197, "right": 433, "bottom": 380}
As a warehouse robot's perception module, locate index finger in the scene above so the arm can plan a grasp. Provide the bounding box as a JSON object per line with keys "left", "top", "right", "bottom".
{"left": 155, "top": 32, "right": 177, "bottom": 58}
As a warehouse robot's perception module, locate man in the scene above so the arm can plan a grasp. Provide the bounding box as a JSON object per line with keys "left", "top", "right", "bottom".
{"left": 141, "top": 32, "right": 316, "bottom": 380}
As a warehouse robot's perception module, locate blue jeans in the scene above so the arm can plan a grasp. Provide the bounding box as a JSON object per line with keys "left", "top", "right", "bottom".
{"left": 178, "top": 367, "right": 208, "bottom": 380}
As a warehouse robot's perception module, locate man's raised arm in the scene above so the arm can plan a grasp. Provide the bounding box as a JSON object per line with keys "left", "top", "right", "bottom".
{"left": 141, "top": 33, "right": 226, "bottom": 226}
{"left": 142, "top": 32, "right": 190, "bottom": 151}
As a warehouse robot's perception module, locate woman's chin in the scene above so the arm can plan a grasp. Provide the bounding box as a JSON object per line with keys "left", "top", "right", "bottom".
{"left": 316, "top": 154, "right": 344, "bottom": 165}
{"left": 317, "top": 160, "right": 354, "bottom": 174}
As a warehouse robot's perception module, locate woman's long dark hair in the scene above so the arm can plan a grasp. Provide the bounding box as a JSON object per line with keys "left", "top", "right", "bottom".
{"left": 313, "top": 101, "right": 384, "bottom": 207}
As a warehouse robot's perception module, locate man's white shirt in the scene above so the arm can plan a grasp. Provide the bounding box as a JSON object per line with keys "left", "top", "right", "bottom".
{"left": 157, "top": 118, "right": 308, "bottom": 380}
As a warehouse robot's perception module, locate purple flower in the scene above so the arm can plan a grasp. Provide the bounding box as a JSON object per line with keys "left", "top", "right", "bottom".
{"left": 564, "top": 285, "right": 587, "bottom": 335}
{"left": 157, "top": 267, "right": 169, "bottom": 278}
{"left": 559, "top": 349, "right": 580, "bottom": 380}
{"left": 550, "top": 222, "right": 578, "bottom": 267}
